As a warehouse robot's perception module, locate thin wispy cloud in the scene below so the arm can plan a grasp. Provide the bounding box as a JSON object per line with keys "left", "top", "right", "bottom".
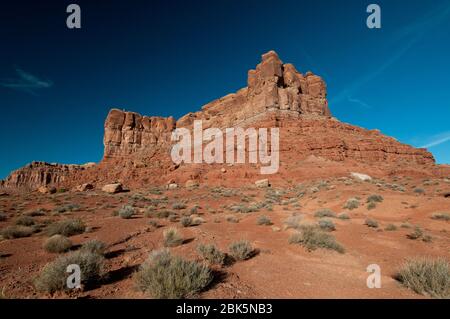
{"left": 330, "top": 2, "right": 450, "bottom": 106}
{"left": 0, "top": 67, "right": 53, "bottom": 95}
{"left": 347, "top": 96, "right": 372, "bottom": 109}
{"left": 420, "top": 131, "right": 450, "bottom": 148}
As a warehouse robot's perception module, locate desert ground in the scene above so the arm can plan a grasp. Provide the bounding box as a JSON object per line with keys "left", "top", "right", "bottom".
{"left": 1, "top": 173, "right": 449, "bottom": 299}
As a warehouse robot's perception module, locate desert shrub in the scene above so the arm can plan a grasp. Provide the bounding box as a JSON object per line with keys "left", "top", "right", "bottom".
{"left": 367, "top": 194, "right": 384, "bottom": 203}
{"left": 401, "top": 222, "right": 412, "bottom": 229}
{"left": 314, "top": 209, "right": 336, "bottom": 218}
{"left": 226, "top": 216, "right": 239, "bottom": 223}
{"left": 284, "top": 215, "right": 302, "bottom": 229}
{"left": 422, "top": 235, "right": 433, "bottom": 243}
{"left": 318, "top": 219, "right": 336, "bottom": 231}
{"left": 149, "top": 187, "right": 163, "bottom": 195}
{"left": 156, "top": 210, "right": 172, "bottom": 219}
{"left": 172, "top": 202, "right": 187, "bottom": 210}
{"left": 118, "top": 205, "right": 135, "bottom": 219}
{"left": 343, "top": 198, "right": 360, "bottom": 210}
{"left": 431, "top": 213, "right": 450, "bottom": 221}
{"left": 367, "top": 202, "right": 377, "bottom": 210}
{"left": 54, "top": 203, "right": 81, "bottom": 214}
{"left": 148, "top": 219, "right": 159, "bottom": 228}
{"left": 163, "top": 228, "right": 183, "bottom": 247}
{"left": 46, "top": 219, "right": 86, "bottom": 237}
{"left": 24, "top": 209, "right": 46, "bottom": 217}
{"left": 385, "top": 224, "right": 397, "bottom": 231}
{"left": 396, "top": 257, "right": 450, "bottom": 298}
{"left": 34, "top": 250, "right": 104, "bottom": 293}
{"left": 365, "top": 218, "right": 379, "bottom": 228}
{"left": 407, "top": 227, "right": 423, "bottom": 240}
{"left": 337, "top": 213, "right": 350, "bottom": 220}
{"left": 191, "top": 217, "right": 204, "bottom": 226}
{"left": 288, "top": 225, "right": 344, "bottom": 253}
{"left": 134, "top": 249, "right": 212, "bottom": 299}
{"left": 15, "top": 216, "right": 35, "bottom": 226}
{"left": 180, "top": 216, "right": 192, "bottom": 227}
{"left": 414, "top": 188, "right": 425, "bottom": 194}
{"left": 43, "top": 235, "right": 72, "bottom": 253}
{"left": 80, "top": 240, "right": 107, "bottom": 255}
{"left": 257, "top": 215, "right": 272, "bottom": 226}
{"left": 1, "top": 225, "right": 34, "bottom": 239}
{"left": 197, "top": 244, "right": 225, "bottom": 265}
{"left": 229, "top": 240, "right": 254, "bottom": 261}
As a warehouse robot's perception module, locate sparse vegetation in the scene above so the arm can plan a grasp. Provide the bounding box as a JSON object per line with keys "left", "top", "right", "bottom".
{"left": 414, "top": 188, "right": 425, "bottom": 194}
{"left": 385, "top": 224, "right": 397, "bottom": 231}
{"left": 407, "top": 226, "right": 423, "bottom": 240}
{"left": 134, "top": 249, "right": 213, "bottom": 299}
{"left": 46, "top": 219, "right": 86, "bottom": 237}
{"left": 284, "top": 215, "right": 302, "bottom": 229}
{"left": 1, "top": 225, "right": 34, "bottom": 239}
{"left": 34, "top": 250, "right": 105, "bottom": 293}
{"left": 163, "top": 228, "right": 183, "bottom": 247}
{"left": 431, "top": 213, "right": 450, "bottom": 221}
{"left": 197, "top": 244, "right": 225, "bottom": 265}
{"left": 314, "top": 209, "right": 336, "bottom": 218}
{"left": 80, "top": 240, "right": 107, "bottom": 255}
{"left": 396, "top": 257, "right": 450, "bottom": 298}
{"left": 15, "top": 216, "right": 35, "bottom": 226}
{"left": 180, "top": 216, "right": 192, "bottom": 227}
{"left": 288, "top": 225, "right": 344, "bottom": 253}
{"left": 367, "top": 194, "right": 384, "bottom": 203}
{"left": 118, "top": 205, "right": 135, "bottom": 219}
{"left": 257, "top": 215, "right": 272, "bottom": 226}
{"left": 318, "top": 219, "right": 336, "bottom": 231}
{"left": 0, "top": 212, "right": 7, "bottom": 221}
{"left": 43, "top": 235, "right": 72, "bottom": 253}
{"left": 226, "top": 215, "right": 239, "bottom": 223}
{"left": 367, "top": 202, "right": 377, "bottom": 210}
{"left": 337, "top": 213, "right": 350, "bottom": 220}
{"left": 365, "top": 218, "right": 379, "bottom": 228}
{"left": 229, "top": 240, "right": 254, "bottom": 261}
{"left": 343, "top": 198, "right": 360, "bottom": 210}
{"left": 172, "top": 202, "right": 187, "bottom": 210}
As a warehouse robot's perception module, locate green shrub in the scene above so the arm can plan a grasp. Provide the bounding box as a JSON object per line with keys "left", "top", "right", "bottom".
{"left": 172, "top": 202, "right": 187, "bottom": 210}
{"left": 367, "top": 194, "right": 384, "bottom": 203}
{"left": 134, "top": 249, "right": 212, "bottom": 299}
{"left": 229, "top": 240, "right": 254, "bottom": 261}
{"left": 314, "top": 209, "right": 336, "bottom": 218}
{"left": 118, "top": 205, "right": 135, "bottom": 219}
{"left": 257, "top": 215, "right": 272, "bottom": 226}
{"left": 337, "top": 213, "right": 350, "bottom": 220}
{"left": 80, "top": 240, "right": 107, "bottom": 255}
{"left": 396, "top": 257, "right": 450, "bottom": 298}
{"left": 431, "top": 213, "right": 450, "bottom": 221}
{"left": 197, "top": 244, "right": 225, "bottom": 265}
{"left": 34, "top": 250, "right": 104, "bottom": 293}
{"left": 343, "top": 198, "right": 360, "bottom": 210}
{"left": 1, "top": 225, "right": 34, "bottom": 239}
{"left": 43, "top": 235, "right": 72, "bottom": 253}
{"left": 284, "top": 215, "right": 302, "bottom": 229}
{"left": 365, "top": 218, "right": 379, "bottom": 228}
{"left": 318, "top": 219, "right": 336, "bottom": 231}
{"left": 288, "top": 225, "right": 344, "bottom": 253}
{"left": 46, "top": 219, "right": 86, "bottom": 237}
{"left": 407, "top": 227, "right": 423, "bottom": 240}
{"left": 15, "top": 216, "right": 35, "bottom": 226}
{"left": 385, "top": 224, "right": 397, "bottom": 231}
{"left": 180, "top": 216, "right": 192, "bottom": 227}
{"left": 163, "top": 228, "right": 183, "bottom": 247}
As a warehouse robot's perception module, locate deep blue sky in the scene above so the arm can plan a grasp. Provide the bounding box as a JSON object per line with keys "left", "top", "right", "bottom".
{"left": 1, "top": 0, "right": 449, "bottom": 179}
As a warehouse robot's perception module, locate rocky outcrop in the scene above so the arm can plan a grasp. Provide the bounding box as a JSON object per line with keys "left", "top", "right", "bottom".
{"left": 0, "top": 50, "right": 440, "bottom": 191}
{"left": 1, "top": 161, "right": 95, "bottom": 190}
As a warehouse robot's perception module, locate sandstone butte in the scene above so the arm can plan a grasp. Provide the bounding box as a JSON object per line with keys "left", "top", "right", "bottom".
{"left": 1, "top": 50, "right": 449, "bottom": 191}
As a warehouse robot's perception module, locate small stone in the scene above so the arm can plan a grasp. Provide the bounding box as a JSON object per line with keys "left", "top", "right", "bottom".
{"left": 102, "top": 183, "right": 123, "bottom": 194}
{"left": 255, "top": 179, "right": 270, "bottom": 188}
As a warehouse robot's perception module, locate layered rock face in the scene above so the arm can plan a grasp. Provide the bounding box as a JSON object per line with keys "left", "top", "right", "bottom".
{"left": 1, "top": 162, "right": 95, "bottom": 190}
{"left": 1, "top": 50, "right": 440, "bottom": 190}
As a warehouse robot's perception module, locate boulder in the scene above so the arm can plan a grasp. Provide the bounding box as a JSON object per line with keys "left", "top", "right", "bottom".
{"left": 76, "top": 183, "right": 94, "bottom": 192}
{"left": 37, "top": 186, "right": 56, "bottom": 194}
{"left": 255, "top": 179, "right": 270, "bottom": 188}
{"left": 167, "top": 183, "right": 178, "bottom": 190}
{"left": 102, "top": 183, "right": 123, "bottom": 194}
{"left": 185, "top": 180, "right": 199, "bottom": 188}
{"left": 350, "top": 172, "right": 372, "bottom": 181}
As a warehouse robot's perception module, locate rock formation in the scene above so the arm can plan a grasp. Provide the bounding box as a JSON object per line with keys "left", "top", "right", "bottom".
{"left": 1, "top": 50, "right": 442, "bottom": 191}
